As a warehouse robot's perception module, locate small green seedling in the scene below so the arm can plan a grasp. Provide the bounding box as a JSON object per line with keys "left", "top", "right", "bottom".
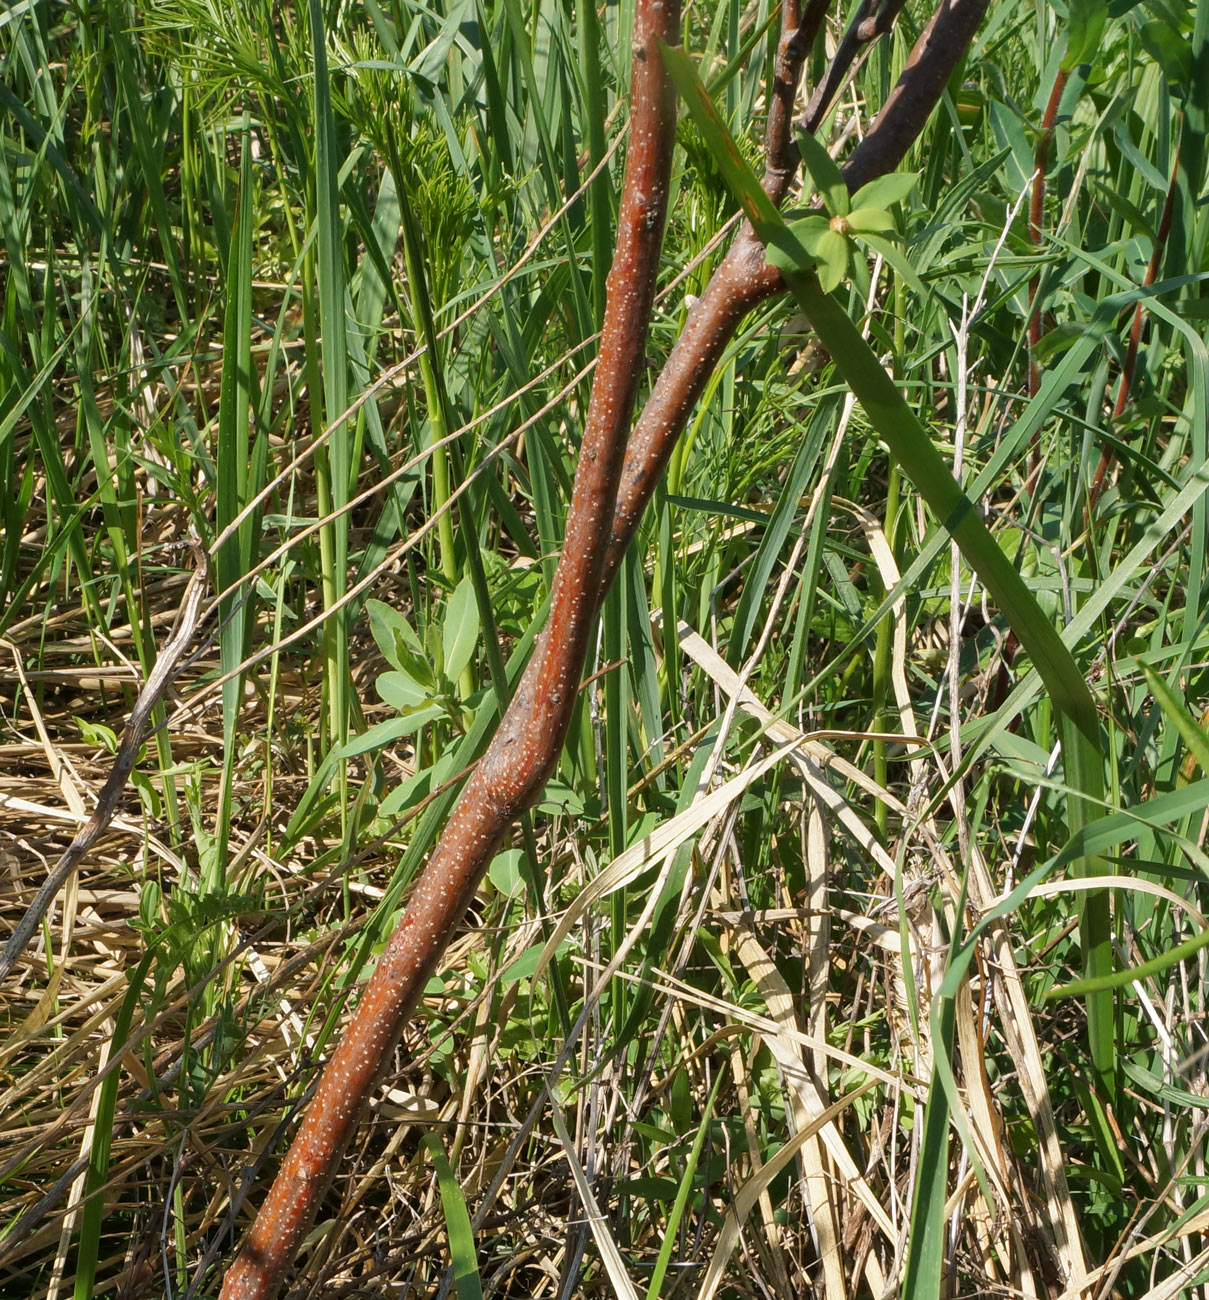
{"left": 367, "top": 574, "right": 481, "bottom": 733}
{"left": 785, "top": 127, "right": 919, "bottom": 291}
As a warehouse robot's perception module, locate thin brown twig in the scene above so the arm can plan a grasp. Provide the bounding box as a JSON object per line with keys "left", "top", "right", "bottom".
{"left": 769, "top": 0, "right": 830, "bottom": 170}
{"left": 799, "top": 0, "right": 907, "bottom": 134}
{"left": 840, "top": 0, "right": 991, "bottom": 191}
{"left": 1087, "top": 138, "right": 1183, "bottom": 516}
{"left": 0, "top": 540, "right": 211, "bottom": 982}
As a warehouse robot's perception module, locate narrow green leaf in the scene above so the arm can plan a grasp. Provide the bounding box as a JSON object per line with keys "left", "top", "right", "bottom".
{"left": 335, "top": 711, "right": 445, "bottom": 757}
{"left": 645, "top": 1070, "right": 726, "bottom": 1299}
{"left": 212, "top": 119, "right": 257, "bottom": 894}
{"left": 858, "top": 231, "right": 928, "bottom": 297}
{"left": 1142, "top": 665, "right": 1209, "bottom": 779}
{"left": 903, "top": 995, "right": 956, "bottom": 1300}
{"left": 795, "top": 124, "right": 848, "bottom": 216}
{"left": 426, "top": 1137, "right": 484, "bottom": 1300}
{"left": 659, "top": 42, "right": 783, "bottom": 233}
{"left": 1044, "top": 924, "right": 1209, "bottom": 1000}
{"left": 309, "top": 0, "right": 352, "bottom": 755}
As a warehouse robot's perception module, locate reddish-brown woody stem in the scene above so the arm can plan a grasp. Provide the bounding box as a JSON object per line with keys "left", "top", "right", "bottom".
{"left": 1087, "top": 139, "right": 1182, "bottom": 516}
{"left": 604, "top": 0, "right": 992, "bottom": 592}
{"left": 219, "top": 3, "right": 992, "bottom": 1293}
{"left": 218, "top": 2, "right": 679, "bottom": 1294}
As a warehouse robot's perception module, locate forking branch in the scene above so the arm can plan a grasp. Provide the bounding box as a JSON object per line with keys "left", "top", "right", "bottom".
{"left": 219, "top": 3, "right": 993, "bottom": 1294}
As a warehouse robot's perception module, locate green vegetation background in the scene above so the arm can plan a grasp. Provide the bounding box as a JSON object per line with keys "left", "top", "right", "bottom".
{"left": 1, "top": 0, "right": 1207, "bottom": 1296}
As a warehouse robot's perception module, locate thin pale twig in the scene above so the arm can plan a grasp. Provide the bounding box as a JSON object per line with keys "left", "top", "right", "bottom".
{"left": 0, "top": 540, "right": 211, "bottom": 983}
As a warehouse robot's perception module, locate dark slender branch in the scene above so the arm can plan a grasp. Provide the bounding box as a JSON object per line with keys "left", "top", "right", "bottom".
{"left": 1087, "top": 139, "right": 1182, "bottom": 515}
{"left": 604, "top": 0, "right": 993, "bottom": 593}
{"left": 841, "top": 0, "right": 991, "bottom": 190}
{"left": 800, "top": 0, "right": 908, "bottom": 133}
{"left": 766, "top": 0, "right": 831, "bottom": 181}
{"left": 216, "top": 2, "right": 680, "bottom": 1296}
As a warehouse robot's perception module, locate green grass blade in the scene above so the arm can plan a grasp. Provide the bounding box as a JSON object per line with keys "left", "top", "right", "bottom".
{"left": 1044, "top": 925, "right": 1209, "bottom": 1001}
{"left": 902, "top": 993, "right": 956, "bottom": 1300}
{"left": 212, "top": 120, "right": 257, "bottom": 894}
{"left": 309, "top": 0, "right": 352, "bottom": 754}
{"left": 426, "top": 1136, "right": 484, "bottom": 1300}
{"left": 663, "top": 28, "right": 1115, "bottom": 1106}
{"left": 644, "top": 1069, "right": 726, "bottom": 1300}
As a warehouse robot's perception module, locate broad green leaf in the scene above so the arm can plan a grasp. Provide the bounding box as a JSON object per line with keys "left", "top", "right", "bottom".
{"left": 1138, "top": 19, "right": 1193, "bottom": 85}
{"left": 814, "top": 228, "right": 849, "bottom": 292}
{"left": 850, "top": 170, "right": 919, "bottom": 212}
{"left": 378, "top": 768, "right": 433, "bottom": 819}
{"left": 442, "top": 574, "right": 481, "bottom": 684}
{"left": 502, "top": 938, "right": 570, "bottom": 984}
{"left": 1063, "top": 0, "right": 1109, "bottom": 70}
{"left": 844, "top": 207, "right": 896, "bottom": 234}
{"left": 75, "top": 716, "right": 118, "bottom": 752}
{"left": 487, "top": 848, "right": 524, "bottom": 896}
{"left": 368, "top": 598, "right": 425, "bottom": 670}
{"left": 786, "top": 213, "right": 830, "bottom": 249}
{"left": 377, "top": 669, "right": 438, "bottom": 709}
